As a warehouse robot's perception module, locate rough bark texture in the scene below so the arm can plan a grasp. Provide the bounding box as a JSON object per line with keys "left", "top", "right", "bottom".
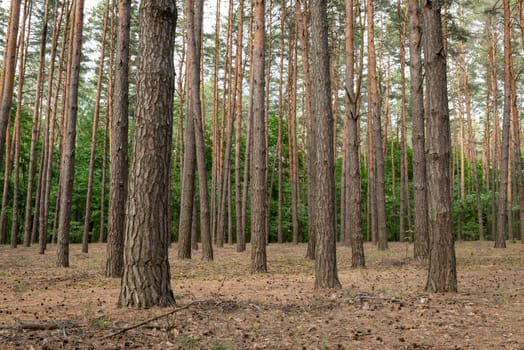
{"left": 496, "top": 0, "right": 512, "bottom": 249}
{"left": 345, "top": 0, "right": 365, "bottom": 268}
{"left": 367, "top": 0, "right": 387, "bottom": 251}
{"left": 119, "top": 0, "right": 177, "bottom": 308}
{"left": 310, "top": 0, "right": 341, "bottom": 289}
{"left": 408, "top": 0, "right": 429, "bottom": 261}
{"left": 0, "top": 0, "right": 21, "bottom": 169}
{"left": 106, "top": 0, "right": 131, "bottom": 277}
{"left": 423, "top": 0, "right": 457, "bottom": 293}
{"left": 250, "top": 0, "right": 267, "bottom": 273}
{"left": 57, "top": 0, "right": 84, "bottom": 267}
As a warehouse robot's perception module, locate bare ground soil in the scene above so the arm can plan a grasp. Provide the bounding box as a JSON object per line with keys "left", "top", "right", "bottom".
{"left": 0, "top": 241, "right": 523, "bottom": 349}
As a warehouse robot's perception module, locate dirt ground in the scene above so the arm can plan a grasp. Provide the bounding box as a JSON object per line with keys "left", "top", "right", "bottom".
{"left": 0, "top": 241, "right": 523, "bottom": 349}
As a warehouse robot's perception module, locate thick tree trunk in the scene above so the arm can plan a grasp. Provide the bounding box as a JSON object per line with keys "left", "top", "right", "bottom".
{"left": 423, "top": 0, "right": 457, "bottom": 293}
{"left": 119, "top": 0, "right": 177, "bottom": 308}
{"left": 310, "top": 0, "right": 341, "bottom": 289}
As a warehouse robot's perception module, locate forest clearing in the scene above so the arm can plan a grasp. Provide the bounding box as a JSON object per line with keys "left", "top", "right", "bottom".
{"left": 1, "top": 241, "right": 523, "bottom": 349}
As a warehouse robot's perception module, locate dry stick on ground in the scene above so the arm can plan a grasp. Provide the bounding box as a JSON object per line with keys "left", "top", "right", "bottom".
{"left": 101, "top": 302, "right": 197, "bottom": 340}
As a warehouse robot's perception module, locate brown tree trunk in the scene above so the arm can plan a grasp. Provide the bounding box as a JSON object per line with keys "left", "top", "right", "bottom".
{"left": 56, "top": 0, "right": 84, "bottom": 267}
{"left": 0, "top": 0, "right": 21, "bottom": 169}
{"left": 250, "top": 0, "right": 267, "bottom": 273}
{"left": 345, "top": 0, "right": 365, "bottom": 268}
{"left": 496, "top": 0, "right": 512, "bottom": 249}
{"left": 461, "top": 44, "right": 484, "bottom": 242}
{"left": 10, "top": 0, "right": 31, "bottom": 248}
{"left": 423, "top": 0, "right": 457, "bottom": 293}
{"left": 23, "top": 0, "right": 49, "bottom": 246}
{"left": 106, "top": 0, "right": 130, "bottom": 276}
{"left": 367, "top": 0, "right": 387, "bottom": 250}
{"left": 119, "top": 0, "right": 177, "bottom": 308}
{"left": 37, "top": 0, "right": 68, "bottom": 254}
{"left": 233, "top": 0, "right": 245, "bottom": 252}
{"left": 310, "top": 0, "right": 341, "bottom": 289}
{"left": 82, "top": 0, "right": 110, "bottom": 253}
{"left": 276, "top": 2, "right": 285, "bottom": 244}
{"left": 408, "top": 0, "right": 428, "bottom": 260}
{"left": 189, "top": 0, "right": 213, "bottom": 260}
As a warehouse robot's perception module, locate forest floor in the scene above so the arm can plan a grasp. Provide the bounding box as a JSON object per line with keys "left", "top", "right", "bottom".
{"left": 0, "top": 241, "right": 523, "bottom": 349}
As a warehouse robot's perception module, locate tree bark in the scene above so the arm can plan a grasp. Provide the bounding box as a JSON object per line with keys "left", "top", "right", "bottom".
{"left": 496, "top": 0, "right": 512, "bottom": 249}
{"left": 367, "top": 0, "right": 387, "bottom": 251}
{"left": 250, "top": 0, "right": 267, "bottom": 273}
{"left": 310, "top": 0, "right": 341, "bottom": 289}
{"left": 106, "top": 0, "right": 130, "bottom": 277}
{"left": 423, "top": 0, "right": 457, "bottom": 293}
{"left": 56, "top": 0, "right": 84, "bottom": 267}
{"left": 82, "top": 0, "right": 110, "bottom": 253}
{"left": 119, "top": 0, "right": 177, "bottom": 308}
{"left": 0, "top": 0, "right": 21, "bottom": 169}
{"left": 409, "top": 0, "right": 428, "bottom": 258}
{"left": 345, "top": 0, "right": 365, "bottom": 268}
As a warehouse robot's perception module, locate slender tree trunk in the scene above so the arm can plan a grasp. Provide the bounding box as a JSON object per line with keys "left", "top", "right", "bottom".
{"left": 345, "top": 0, "right": 364, "bottom": 267}
{"left": 461, "top": 44, "right": 484, "bottom": 242}
{"left": 23, "top": 0, "right": 50, "bottom": 246}
{"left": 82, "top": 0, "right": 110, "bottom": 253}
{"left": 119, "top": 0, "right": 177, "bottom": 308}
{"left": 276, "top": 2, "right": 285, "bottom": 244}
{"left": 0, "top": 120, "right": 13, "bottom": 245}
{"left": 496, "top": 0, "right": 512, "bottom": 249}
{"left": 57, "top": 0, "right": 84, "bottom": 267}
{"left": 188, "top": 0, "right": 213, "bottom": 260}
{"left": 239, "top": 4, "right": 255, "bottom": 252}
{"left": 251, "top": 0, "right": 267, "bottom": 273}
{"left": 0, "top": 0, "right": 21, "bottom": 168}
{"left": 10, "top": 0, "right": 31, "bottom": 248}
{"left": 106, "top": 0, "right": 130, "bottom": 276}
{"left": 423, "top": 0, "right": 457, "bottom": 293}
{"left": 409, "top": 0, "right": 428, "bottom": 260}
{"left": 233, "top": 0, "right": 245, "bottom": 253}
{"left": 367, "top": 0, "right": 387, "bottom": 250}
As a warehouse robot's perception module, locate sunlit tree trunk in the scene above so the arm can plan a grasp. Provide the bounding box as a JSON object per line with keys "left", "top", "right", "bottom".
{"left": 251, "top": 0, "right": 267, "bottom": 273}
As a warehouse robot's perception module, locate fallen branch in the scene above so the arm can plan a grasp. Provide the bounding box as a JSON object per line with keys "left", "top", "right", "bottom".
{"left": 101, "top": 301, "right": 197, "bottom": 340}
{"left": 0, "top": 320, "right": 79, "bottom": 330}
